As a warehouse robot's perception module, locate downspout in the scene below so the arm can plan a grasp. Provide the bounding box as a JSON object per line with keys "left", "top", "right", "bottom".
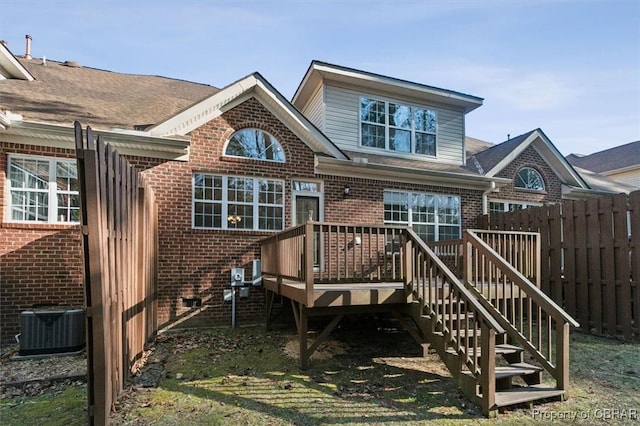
{"left": 481, "top": 181, "right": 498, "bottom": 215}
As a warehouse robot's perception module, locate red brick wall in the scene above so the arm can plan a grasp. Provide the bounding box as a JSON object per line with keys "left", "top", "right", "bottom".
{"left": 490, "top": 145, "right": 563, "bottom": 205}
{"left": 1, "top": 99, "right": 489, "bottom": 339}
{"left": 0, "top": 143, "right": 84, "bottom": 342}
{"left": 140, "top": 98, "right": 485, "bottom": 330}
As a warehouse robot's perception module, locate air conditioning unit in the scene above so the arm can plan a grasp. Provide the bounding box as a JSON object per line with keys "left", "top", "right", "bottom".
{"left": 19, "top": 306, "right": 86, "bottom": 356}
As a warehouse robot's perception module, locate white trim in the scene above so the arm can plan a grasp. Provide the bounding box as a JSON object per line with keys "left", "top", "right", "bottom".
{"left": 315, "top": 155, "right": 510, "bottom": 191}
{"left": 0, "top": 43, "right": 34, "bottom": 81}
{"left": 358, "top": 96, "right": 438, "bottom": 158}
{"left": 291, "top": 179, "right": 324, "bottom": 226}
{"left": 6, "top": 153, "right": 79, "bottom": 224}
{"left": 383, "top": 189, "right": 461, "bottom": 242}
{"left": 1, "top": 120, "right": 190, "bottom": 160}
{"left": 149, "top": 73, "right": 347, "bottom": 160}
{"left": 222, "top": 128, "right": 286, "bottom": 163}
{"left": 484, "top": 129, "right": 588, "bottom": 189}
{"left": 192, "top": 173, "right": 285, "bottom": 232}
{"left": 293, "top": 62, "right": 483, "bottom": 114}
{"left": 488, "top": 199, "right": 542, "bottom": 214}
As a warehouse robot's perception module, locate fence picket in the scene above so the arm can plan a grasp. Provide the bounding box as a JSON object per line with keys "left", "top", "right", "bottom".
{"left": 75, "top": 123, "right": 159, "bottom": 425}
{"left": 478, "top": 190, "right": 639, "bottom": 341}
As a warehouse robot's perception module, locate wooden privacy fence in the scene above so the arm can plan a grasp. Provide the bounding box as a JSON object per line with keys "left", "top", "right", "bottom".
{"left": 478, "top": 190, "right": 640, "bottom": 341}
{"left": 75, "top": 122, "right": 159, "bottom": 425}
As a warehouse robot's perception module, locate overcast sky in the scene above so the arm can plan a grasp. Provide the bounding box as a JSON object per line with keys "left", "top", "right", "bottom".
{"left": 1, "top": 0, "right": 638, "bottom": 155}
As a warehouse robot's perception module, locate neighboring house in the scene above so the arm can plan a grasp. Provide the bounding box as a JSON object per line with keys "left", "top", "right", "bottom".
{"left": 566, "top": 141, "right": 640, "bottom": 190}
{"left": 0, "top": 42, "right": 625, "bottom": 342}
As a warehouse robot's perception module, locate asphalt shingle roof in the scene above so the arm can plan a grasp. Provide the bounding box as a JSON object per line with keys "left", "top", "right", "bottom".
{"left": 1, "top": 57, "right": 219, "bottom": 130}
{"left": 470, "top": 130, "right": 537, "bottom": 174}
{"left": 566, "top": 141, "right": 640, "bottom": 173}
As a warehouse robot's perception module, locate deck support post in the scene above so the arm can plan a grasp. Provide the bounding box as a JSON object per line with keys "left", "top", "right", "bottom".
{"left": 300, "top": 305, "right": 309, "bottom": 369}
{"left": 265, "top": 290, "right": 275, "bottom": 331}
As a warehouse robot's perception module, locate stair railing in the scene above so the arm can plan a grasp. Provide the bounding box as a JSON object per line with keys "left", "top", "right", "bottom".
{"left": 404, "top": 229, "right": 505, "bottom": 414}
{"left": 464, "top": 230, "right": 579, "bottom": 392}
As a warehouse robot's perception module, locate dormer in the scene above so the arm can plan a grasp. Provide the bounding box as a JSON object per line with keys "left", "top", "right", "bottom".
{"left": 292, "top": 61, "right": 482, "bottom": 166}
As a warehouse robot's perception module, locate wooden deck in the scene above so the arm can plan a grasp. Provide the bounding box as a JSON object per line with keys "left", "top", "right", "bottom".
{"left": 260, "top": 223, "right": 578, "bottom": 417}
{"left": 262, "top": 277, "right": 407, "bottom": 307}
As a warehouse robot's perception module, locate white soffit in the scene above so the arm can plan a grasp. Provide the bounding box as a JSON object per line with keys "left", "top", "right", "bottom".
{"left": 148, "top": 73, "right": 347, "bottom": 160}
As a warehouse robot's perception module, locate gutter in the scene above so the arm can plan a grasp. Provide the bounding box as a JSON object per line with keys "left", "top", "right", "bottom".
{"left": 1, "top": 120, "right": 191, "bottom": 160}
{"left": 316, "top": 156, "right": 511, "bottom": 191}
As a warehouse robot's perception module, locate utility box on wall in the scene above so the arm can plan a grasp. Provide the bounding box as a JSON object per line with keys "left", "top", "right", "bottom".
{"left": 19, "top": 306, "right": 85, "bottom": 356}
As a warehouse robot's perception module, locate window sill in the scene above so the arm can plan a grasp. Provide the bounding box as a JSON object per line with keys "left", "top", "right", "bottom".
{"left": 514, "top": 188, "right": 547, "bottom": 195}
{"left": 2, "top": 222, "right": 81, "bottom": 231}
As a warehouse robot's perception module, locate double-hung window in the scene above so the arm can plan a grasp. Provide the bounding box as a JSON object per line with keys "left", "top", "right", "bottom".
{"left": 384, "top": 190, "right": 460, "bottom": 242}
{"left": 193, "top": 174, "right": 284, "bottom": 231}
{"left": 489, "top": 200, "right": 541, "bottom": 214}
{"left": 7, "top": 155, "right": 79, "bottom": 223}
{"left": 361, "top": 97, "right": 437, "bottom": 156}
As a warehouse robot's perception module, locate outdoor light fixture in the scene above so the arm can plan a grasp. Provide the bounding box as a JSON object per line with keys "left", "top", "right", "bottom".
{"left": 343, "top": 184, "right": 350, "bottom": 198}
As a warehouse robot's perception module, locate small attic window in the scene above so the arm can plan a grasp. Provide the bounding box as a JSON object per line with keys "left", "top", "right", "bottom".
{"left": 224, "top": 128, "right": 285, "bottom": 162}
{"left": 515, "top": 167, "right": 545, "bottom": 191}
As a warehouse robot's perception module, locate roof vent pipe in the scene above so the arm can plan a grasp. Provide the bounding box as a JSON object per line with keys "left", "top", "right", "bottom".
{"left": 25, "top": 34, "right": 32, "bottom": 60}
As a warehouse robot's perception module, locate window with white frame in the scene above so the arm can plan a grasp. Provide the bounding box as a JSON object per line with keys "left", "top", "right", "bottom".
{"left": 489, "top": 200, "right": 541, "bottom": 214}
{"left": 7, "top": 155, "right": 79, "bottom": 223}
{"left": 515, "top": 167, "right": 545, "bottom": 191}
{"left": 224, "top": 128, "right": 285, "bottom": 162}
{"left": 193, "top": 174, "right": 284, "bottom": 231}
{"left": 383, "top": 190, "right": 460, "bottom": 242}
{"left": 360, "top": 97, "right": 437, "bottom": 156}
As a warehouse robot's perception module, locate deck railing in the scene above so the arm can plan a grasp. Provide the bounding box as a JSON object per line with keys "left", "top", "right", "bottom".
{"left": 404, "top": 228, "right": 505, "bottom": 414}
{"left": 464, "top": 230, "right": 579, "bottom": 391}
{"left": 261, "top": 223, "right": 507, "bottom": 412}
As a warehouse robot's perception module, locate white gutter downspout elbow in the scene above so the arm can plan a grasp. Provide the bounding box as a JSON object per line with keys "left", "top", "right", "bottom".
{"left": 482, "top": 181, "right": 498, "bottom": 215}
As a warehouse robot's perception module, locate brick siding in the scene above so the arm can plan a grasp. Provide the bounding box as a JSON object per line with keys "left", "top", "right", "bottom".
{"left": 490, "top": 145, "right": 563, "bottom": 205}
{"left": 1, "top": 101, "right": 562, "bottom": 341}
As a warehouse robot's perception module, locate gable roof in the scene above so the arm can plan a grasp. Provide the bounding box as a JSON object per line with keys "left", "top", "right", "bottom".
{"left": 0, "top": 42, "right": 34, "bottom": 80}
{"left": 566, "top": 140, "right": 640, "bottom": 174}
{"left": 149, "top": 72, "right": 348, "bottom": 160}
{"left": 468, "top": 128, "right": 588, "bottom": 189}
{"left": 1, "top": 56, "right": 218, "bottom": 130}
{"left": 570, "top": 166, "right": 638, "bottom": 194}
{"left": 292, "top": 60, "right": 484, "bottom": 114}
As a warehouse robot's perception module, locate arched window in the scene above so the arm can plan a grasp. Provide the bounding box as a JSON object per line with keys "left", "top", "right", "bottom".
{"left": 224, "top": 128, "right": 285, "bottom": 162}
{"left": 515, "top": 167, "right": 545, "bottom": 191}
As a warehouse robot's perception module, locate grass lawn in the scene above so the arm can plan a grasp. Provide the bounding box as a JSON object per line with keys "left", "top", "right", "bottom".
{"left": 2, "top": 316, "right": 639, "bottom": 425}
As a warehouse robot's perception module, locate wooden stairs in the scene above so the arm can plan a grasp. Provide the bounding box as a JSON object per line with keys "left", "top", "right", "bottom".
{"left": 261, "top": 223, "right": 579, "bottom": 418}
{"left": 403, "top": 301, "right": 565, "bottom": 416}
{"left": 400, "top": 229, "right": 579, "bottom": 417}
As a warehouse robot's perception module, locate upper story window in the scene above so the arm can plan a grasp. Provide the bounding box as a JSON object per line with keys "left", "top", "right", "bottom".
{"left": 224, "top": 128, "right": 285, "bottom": 162}
{"left": 515, "top": 167, "right": 545, "bottom": 191}
{"left": 193, "top": 173, "right": 284, "bottom": 231}
{"left": 7, "top": 155, "right": 79, "bottom": 224}
{"left": 360, "top": 97, "right": 437, "bottom": 156}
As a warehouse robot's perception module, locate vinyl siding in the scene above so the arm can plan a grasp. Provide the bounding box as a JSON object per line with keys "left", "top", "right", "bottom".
{"left": 299, "top": 84, "right": 324, "bottom": 131}
{"left": 323, "top": 83, "right": 465, "bottom": 164}
{"left": 606, "top": 169, "right": 640, "bottom": 189}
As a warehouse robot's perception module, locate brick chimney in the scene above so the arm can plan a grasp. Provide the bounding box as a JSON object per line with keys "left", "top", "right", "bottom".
{"left": 25, "top": 34, "right": 32, "bottom": 60}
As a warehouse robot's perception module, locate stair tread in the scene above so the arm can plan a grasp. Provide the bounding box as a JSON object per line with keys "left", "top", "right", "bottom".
{"left": 495, "top": 363, "right": 543, "bottom": 379}
{"left": 446, "top": 343, "right": 524, "bottom": 357}
{"left": 495, "top": 344, "right": 524, "bottom": 354}
{"left": 495, "top": 384, "right": 565, "bottom": 407}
